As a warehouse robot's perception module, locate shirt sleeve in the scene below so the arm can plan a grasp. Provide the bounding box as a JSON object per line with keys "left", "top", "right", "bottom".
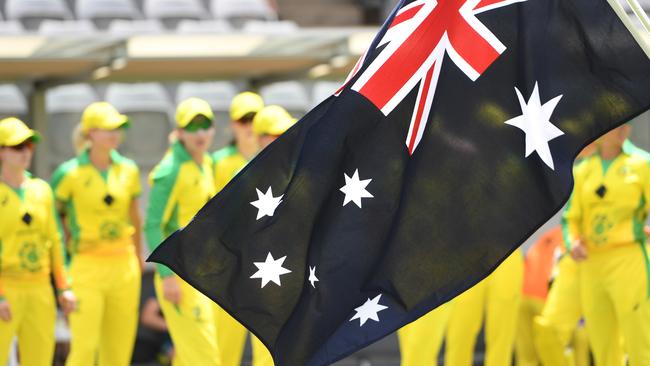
{"left": 144, "top": 163, "right": 179, "bottom": 278}
{"left": 131, "top": 164, "right": 143, "bottom": 199}
{"left": 47, "top": 188, "right": 70, "bottom": 292}
{"left": 50, "top": 162, "right": 73, "bottom": 202}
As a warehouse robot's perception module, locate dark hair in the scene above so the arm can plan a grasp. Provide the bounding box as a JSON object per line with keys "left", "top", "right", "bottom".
{"left": 237, "top": 112, "right": 257, "bottom": 124}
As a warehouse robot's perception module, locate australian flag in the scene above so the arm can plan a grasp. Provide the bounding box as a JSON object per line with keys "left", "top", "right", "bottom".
{"left": 150, "top": 0, "right": 650, "bottom": 364}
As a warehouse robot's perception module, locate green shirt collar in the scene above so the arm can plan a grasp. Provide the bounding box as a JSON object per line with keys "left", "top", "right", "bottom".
{"left": 77, "top": 149, "right": 125, "bottom": 165}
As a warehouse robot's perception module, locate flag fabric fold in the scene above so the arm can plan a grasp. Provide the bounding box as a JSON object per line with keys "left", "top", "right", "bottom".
{"left": 150, "top": 0, "right": 650, "bottom": 364}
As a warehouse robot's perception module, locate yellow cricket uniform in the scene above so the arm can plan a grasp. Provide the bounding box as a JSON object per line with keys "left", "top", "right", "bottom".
{"left": 445, "top": 250, "right": 523, "bottom": 366}
{"left": 533, "top": 256, "right": 595, "bottom": 366}
{"left": 0, "top": 175, "right": 69, "bottom": 366}
{"left": 211, "top": 145, "right": 275, "bottom": 366}
{"left": 51, "top": 149, "right": 141, "bottom": 366}
{"left": 145, "top": 141, "right": 219, "bottom": 366}
{"left": 397, "top": 303, "right": 450, "bottom": 366}
{"left": 563, "top": 147, "right": 650, "bottom": 366}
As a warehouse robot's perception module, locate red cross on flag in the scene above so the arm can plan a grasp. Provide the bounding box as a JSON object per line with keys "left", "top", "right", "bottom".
{"left": 345, "top": 0, "right": 526, "bottom": 154}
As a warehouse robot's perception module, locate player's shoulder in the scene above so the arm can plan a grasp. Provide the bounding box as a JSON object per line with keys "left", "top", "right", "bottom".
{"left": 213, "top": 145, "right": 239, "bottom": 165}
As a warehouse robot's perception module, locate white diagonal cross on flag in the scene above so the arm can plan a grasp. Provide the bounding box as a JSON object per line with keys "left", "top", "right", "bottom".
{"left": 339, "top": 0, "right": 526, "bottom": 154}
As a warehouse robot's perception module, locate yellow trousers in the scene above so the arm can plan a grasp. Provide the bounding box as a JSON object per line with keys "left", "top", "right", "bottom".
{"left": 0, "top": 281, "right": 56, "bottom": 366}
{"left": 533, "top": 256, "right": 594, "bottom": 366}
{"left": 214, "top": 304, "right": 274, "bottom": 366}
{"left": 397, "top": 303, "right": 451, "bottom": 366}
{"left": 445, "top": 251, "right": 524, "bottom": 366}
{"left": 66, "top": 252, "right": 140, "bottom": 366}
{"left": 515, "top": 296, "right": 545, "bottom": 366}
{"left": 580, "top": 244, "right": 650, "bottom": 366}
{"left": 156, "top": 274, "right": 220, "bottom": 366}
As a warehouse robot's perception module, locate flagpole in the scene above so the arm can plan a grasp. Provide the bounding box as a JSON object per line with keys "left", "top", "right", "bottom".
{"left": 625, "top": 0, "right": 650, "bottom": 33}
{"left": 606, "top": 0, "right": 650, "bottom": 59}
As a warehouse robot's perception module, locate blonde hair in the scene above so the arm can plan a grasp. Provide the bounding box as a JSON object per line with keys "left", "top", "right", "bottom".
{"left": 72, "top": 123, "right": 91, "bottom": 154}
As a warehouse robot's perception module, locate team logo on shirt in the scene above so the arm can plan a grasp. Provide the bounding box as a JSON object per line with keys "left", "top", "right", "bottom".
{"left": 19, "top": 241, "right": 44, "bottom": 272}
{"left": 99, "top": 221, "right": 122, "bottom": 241}
{"left": 591, "top": 214, "right": 613, "bottom": 246}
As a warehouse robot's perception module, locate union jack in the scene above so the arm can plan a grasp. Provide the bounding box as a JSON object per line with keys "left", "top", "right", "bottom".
{"left": 339, "top": 0, "right": 526, "bottom": 154}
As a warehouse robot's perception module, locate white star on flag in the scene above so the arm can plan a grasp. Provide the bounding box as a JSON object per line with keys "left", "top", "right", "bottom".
{"left": 340, "top": 169, "right": 374, "bottom": 208}
{"left": 504, "top": 82, "right": 564, "bottom": 170}
{"left": 350, "top": 294, "right": 388, "bottom": 326}
{"left": 250, "top": 252, "right": 292, "bottom": 288}
{"left": 250, "top": 187, "right": 283, "bottom": 220}
{"left": 308, "top": 266, "right": 319, "bottom": 288}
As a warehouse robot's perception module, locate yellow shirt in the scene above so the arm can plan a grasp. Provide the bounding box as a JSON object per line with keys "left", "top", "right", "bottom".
{"left": 0, "top": 175, "right": 68, "bottom": 295}
{"left": 145, "top": 141, "right": 216, "bottom": 277}
{"left": 50, "top": 150, "right": 141, "bottom": 256}
{"left": 563, "top": 148, "right": 650, "bottom": 252}
{"left": 213, "top": 145, "right": 248, "bottom": 193}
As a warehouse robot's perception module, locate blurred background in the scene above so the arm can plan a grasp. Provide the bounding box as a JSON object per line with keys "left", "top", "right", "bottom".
{"left": 0, "top": 0, "right": 648, "bottom": 365}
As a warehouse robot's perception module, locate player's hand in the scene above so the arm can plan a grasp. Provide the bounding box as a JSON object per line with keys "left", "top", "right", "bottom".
{"left": 58, "top": 290, "right": 77, "bottom": 316}
{"left": 0, "top": 300, "right": 12, "bottom": 322}
{"left": 162, "top": 276, "right": 182, "bottom": 305}
{"left": 571, "top": 240, "right": 588, "bottom": 262}
{"left": 644, "top": 226, "right": 650, "bottom": 236}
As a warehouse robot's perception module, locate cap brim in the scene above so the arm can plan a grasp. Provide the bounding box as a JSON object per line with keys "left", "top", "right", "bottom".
{"left": 105, "top": 115, "right": 130, "bottom": 130}
{"left": 5, "top": 130, "right": 39, "bottom": 146}
{"left": 178, "top": 112, "right": 213, "bottom": 128}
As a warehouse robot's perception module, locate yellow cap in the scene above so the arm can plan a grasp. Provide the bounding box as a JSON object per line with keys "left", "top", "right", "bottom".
{"left": 230, "top": 91, "right": 264, "bottom": 121}
{"left": 175, "top": 98, "right": 214, "bottom": 128}
{"left": 0, "top": 117, "right": 40, "bottom": 147}
{"left": 81, "top": 102, "right": 129, "bottom": 133}
{"left": 252, "top": 105, "right": 297, "bottom": 136}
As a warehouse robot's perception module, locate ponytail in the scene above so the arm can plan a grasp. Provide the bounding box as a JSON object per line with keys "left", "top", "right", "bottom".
{"left": 72, "top": 124, "right": 91, "bottom": 154}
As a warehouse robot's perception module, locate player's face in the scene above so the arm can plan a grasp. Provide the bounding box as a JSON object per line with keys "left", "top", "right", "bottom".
{"left": 258, "top": 135, "right": 278, "bottom": 150}
{"left": 598, "top": 125, "right": 631, "bottom": 150}
{"left": 0, "top": 140, "right": 34, "bottom": 171}
{"left": 88, "top": 128, "right": 123, "bottom": 151}
{"left": 178, "top": 127, "right": 215, "bottom": 155}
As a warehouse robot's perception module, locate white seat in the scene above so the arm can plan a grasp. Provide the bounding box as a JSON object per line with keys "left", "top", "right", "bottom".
{"left": 108, "top": 19, "right": 165, "bottom": 35}
{"left": 311, "top": 81, "right": 343, "bottom": 108}
{"left": 260, "top": 81, "right": 310, "bottom": 119}
{"left": 176, "top": 81, "right": 239, "bottom": 149}
{"left": 38, "top": 20, "right": 97, "bottom": 35}
{"left": 144, "top": 0, "right": 207, "bottom": 29}
{"left": 0, "top": 20, "right": 25, "bottom": 34}
{"left": 76, "top": 0, "right": 140, "bottom": 29}
{"left": 46, "top": 84, "right": 99, "bottom": 163}
{"left": 211, "top": 0, "right": 277, "bottom": 22}
{"left": 5, "top": 0, "right": 71, "bottom": 30}
{"left": 0, "top": 84, "right": 28, "bottom": 120}
{"left": 105, "top": 83, "right": 173, "bottom": 167}
{"left": 242, "top": 20, "right": 298, "bottom": 34}
{"left": 176, "top": 19, "right": 232, "bottom": 33}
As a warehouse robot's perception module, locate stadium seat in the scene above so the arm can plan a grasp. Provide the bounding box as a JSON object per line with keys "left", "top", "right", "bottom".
{"left": 260, "top": 81, "right": 310, "bottom": 119}
{"left": 176, "top": 81, "right": 239, "bottom": 149}
{"left": 76, "top": 0, "right": 140, "bottom": 30}
{"left": 108, "top": 19, "right": 165, "bottom": 35}
{"left": 176, "top": 19, "right": 232, "bottom": 33}
{"left": 0, "top": 84, "right": 28, "bottom": 121}
{"left": 105, "top": 82, "right": 173, "bottom": 169}
{"left": 211, "top": 0, "right": 277, "bottom": 24}
{"left": 0, "top": 20, "right": 24, "bottom": 34}
{"left": 143, "top": 0, "right": 207, "bottom": 29}
{"left": 242, "top": 20, "right": 298, "bottom": 34}
{"left": 311, "top": 81, "right": 342, "bottom": 108}
{"left": 45, "top": 83, "right": 98, "bottom": 168}
{"left": 38, "top": 19, "right": 97, "bottom": 35}
{"left": 5, "top": 0, "right": 71, "bottom": 30}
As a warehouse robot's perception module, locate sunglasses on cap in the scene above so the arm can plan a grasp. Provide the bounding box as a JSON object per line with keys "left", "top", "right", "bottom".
{"left": 6, "top": 140, "right": 34, "bottom": 151}
{"left": 183, "top": 115, "right": 213, "bottom": 133}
